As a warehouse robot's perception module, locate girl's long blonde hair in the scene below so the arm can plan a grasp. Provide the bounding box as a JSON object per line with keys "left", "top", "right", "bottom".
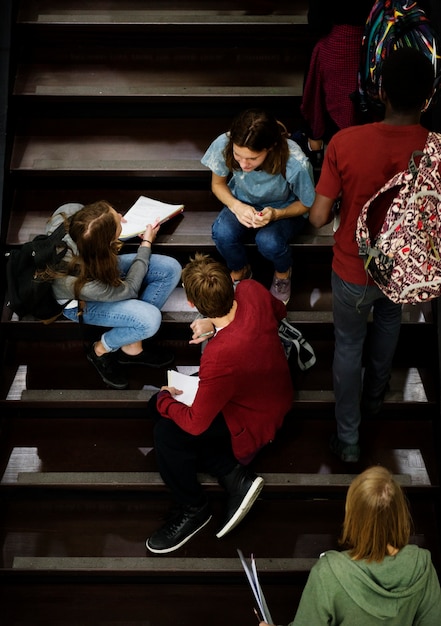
{"left": 52, "top": 200, "right": 123, "bottom": 300}
{"left": 340, "top": 466, "right": 411, "bottom": 562}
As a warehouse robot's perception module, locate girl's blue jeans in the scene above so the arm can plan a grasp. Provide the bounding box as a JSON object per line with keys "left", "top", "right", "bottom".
{"left": 62, "top": 253, "right": 182, "bottom": 352}
{"left": 212, "top": 207, "right": 307, "bottom": 273}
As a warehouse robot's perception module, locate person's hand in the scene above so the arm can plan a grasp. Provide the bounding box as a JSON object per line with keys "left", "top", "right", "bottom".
{"left": 252, "top": 207, "right": 274, "bottom": 228}
{"left": 189, "top": 318, "right": 215, "bottom": 344}
{"left": 141, "top": 219, "right": 161, "bottom": 244}
{"left": 160, "top": 386, "right": 183, "bottom": 397}
{"left": 231, "top": 201, "right": 258, "bottom": 228}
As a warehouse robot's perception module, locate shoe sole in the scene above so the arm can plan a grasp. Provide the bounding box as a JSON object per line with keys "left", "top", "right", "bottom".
{"left": 86, "top": 353, "right": 129, "bottom": 390}
{"left": 216, "top": 476, "right": 264, "bottom": 539}
{"left": 145, "top": 514, "right": 212, "bottom": 554}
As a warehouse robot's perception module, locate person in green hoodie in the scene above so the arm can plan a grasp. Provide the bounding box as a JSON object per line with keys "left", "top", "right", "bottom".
{"left": 260, "top": 466, "right": 441, "bottom": 625}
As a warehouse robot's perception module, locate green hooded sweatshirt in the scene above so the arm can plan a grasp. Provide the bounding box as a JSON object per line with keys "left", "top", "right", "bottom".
{"left": 290, "top": 544, "right": 441, "bottom": 625}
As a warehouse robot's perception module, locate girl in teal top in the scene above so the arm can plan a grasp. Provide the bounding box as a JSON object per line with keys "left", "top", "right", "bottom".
{"left": 201, "top": 108, "right": 315, "bottom": 305}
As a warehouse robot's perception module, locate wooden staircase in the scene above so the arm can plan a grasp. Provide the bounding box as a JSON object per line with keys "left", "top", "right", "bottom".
{"left": 1, "top": 2, "right": 440, "bottom": 624}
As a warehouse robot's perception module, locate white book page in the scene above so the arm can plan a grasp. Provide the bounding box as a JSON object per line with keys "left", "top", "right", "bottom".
{"left": 237, "top": 549, "right": 273, "bottom": 624}
{"left": 167, "top": 370, "right": 200, "bottom": 407}
{"left": 119, "top": 195, "right": 184, "bottom": 240}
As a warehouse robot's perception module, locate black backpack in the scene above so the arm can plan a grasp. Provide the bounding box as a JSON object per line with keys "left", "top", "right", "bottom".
{"left": 6, "top": 222, "right": 71, "bottom": 323}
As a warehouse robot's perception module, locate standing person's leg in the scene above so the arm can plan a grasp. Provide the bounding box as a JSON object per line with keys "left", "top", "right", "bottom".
{"left": 362, "top": 294, "right": 402, "bottom": 416}
{"left": 331, "top": 272, "right": 375, "bottom": 462}
{"left": 212, "top": 207, "right": 252, "bottom": 281}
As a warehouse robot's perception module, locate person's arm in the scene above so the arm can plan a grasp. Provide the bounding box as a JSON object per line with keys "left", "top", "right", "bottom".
{"left": 211, "top": 172, "right": 258, "bottom": 228}
{"left": 252, "top": 200, "right": 310, "bottom": 227}
{"left": 156, "top": 354, "right": 236, "bottom": 436}
{"left": 308, "top": 193, "right": 335, "bottom": 228}
{"left": 72, "top": 223, "right": 159, "bottom": 302}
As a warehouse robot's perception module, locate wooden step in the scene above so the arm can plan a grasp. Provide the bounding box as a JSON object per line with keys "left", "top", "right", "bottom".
{"left": 2, "top": 494, "right": 436, "bottom": 565}
{"left": 0, "top": 579, "right": 305, "bottom": 626}
{"left": 17, "top": 0, "right": 308, "bottom": 30}
{"left": 10, "top": 117, "right": 223, "bottom": 177}
{"left": 5, "top": 208, "right": 334, "bottom": 248}
{"left": 0, "top": 416, "right": 438, "bottom": 489}
{"left": 1, "top": 365, "right": 436, "bottom": 407}
{"left": 11, "top": 555, "right": 315, "bottom": 576}
{"left": 14, "top": 52, "right": 304, "bottom": 104}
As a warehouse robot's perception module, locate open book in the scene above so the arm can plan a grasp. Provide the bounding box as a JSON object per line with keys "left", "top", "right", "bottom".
{"left": 119, "top": 195, "right": 184, "bottom": 240}
{"left": 167, "top": 370, "right": 200, "bottom": 406}
{"left": 238, "top": 549, "right": 273, "bottom": 624}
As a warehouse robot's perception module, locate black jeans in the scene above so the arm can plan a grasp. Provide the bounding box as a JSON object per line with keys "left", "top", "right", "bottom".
{"left": 147, "top": 393, "right": 237, "bottom": 506}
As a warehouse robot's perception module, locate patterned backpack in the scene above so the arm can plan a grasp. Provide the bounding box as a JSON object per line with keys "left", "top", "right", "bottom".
{"left": 357, "top": 0, "right": 441, "bottom": 115}
{"left": 356, "top": 131, "right": 441, "bottom": 304}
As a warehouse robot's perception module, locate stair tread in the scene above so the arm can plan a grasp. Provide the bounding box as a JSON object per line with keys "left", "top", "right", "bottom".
{"left": 12, "top": 555, "right": 315, "bottom": 571}
{"left": 18, "top": 1, "right": 308, "bottom": 27}
{"left": 15, "top": 64, "right": 304, "bottom": 98}
{"left": 5, "top": 209, "right": 334, "bottom": 247}
{"left": 1, "top": 418, "right": 437, "bottom": 488}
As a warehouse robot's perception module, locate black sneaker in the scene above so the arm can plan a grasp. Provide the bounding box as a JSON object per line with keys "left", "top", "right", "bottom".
{"left": 146, "top": 502, "right": 212, "bottom": 554}
{"left": 117, "top": 346, "right": 174, "bottom": 368}
{"left": 216, "top": 466, "right": 264, "bottom": 539}
{"left": 329, "top": 434, "right": 360, "bottom": 463}
{"left": 87, "top": 347, "right": 128, "bottom": 390}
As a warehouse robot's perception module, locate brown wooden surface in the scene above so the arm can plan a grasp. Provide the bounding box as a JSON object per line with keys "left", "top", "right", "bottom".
{"left": 1, "top": 2, "right": 440, "bottom": 624}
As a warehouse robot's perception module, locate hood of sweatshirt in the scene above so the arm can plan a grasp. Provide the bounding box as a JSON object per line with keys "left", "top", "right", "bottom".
{"left": 323, "top": 544, "right": 432, "bottom": 619}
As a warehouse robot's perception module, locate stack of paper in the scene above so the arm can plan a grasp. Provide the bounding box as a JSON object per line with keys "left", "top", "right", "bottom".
{"left": 119, "top": 195, "right": 184, "bottom": 240}
{"left": 237, "top": 549, "right": 274, "bottom": 623}
{"left": 167, "top": 370, "right": 199, "bottom": 406}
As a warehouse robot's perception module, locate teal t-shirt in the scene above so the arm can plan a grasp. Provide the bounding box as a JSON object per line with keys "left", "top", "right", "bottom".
{"left": 201, "top": 133, "right": 315, "bottom": 212}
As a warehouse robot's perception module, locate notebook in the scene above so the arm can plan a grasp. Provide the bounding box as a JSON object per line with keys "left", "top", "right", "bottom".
{"left": 119, "top": 195, "right": 184, "bottom": 240}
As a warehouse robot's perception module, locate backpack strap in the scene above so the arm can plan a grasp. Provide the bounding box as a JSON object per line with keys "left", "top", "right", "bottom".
{"left": 278, "top": 318, "right": 316, "bottom": 371}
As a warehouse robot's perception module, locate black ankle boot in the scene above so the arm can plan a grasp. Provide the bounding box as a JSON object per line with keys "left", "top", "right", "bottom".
{"left": 87, "top": 347, "right": 128, "bottom": 390}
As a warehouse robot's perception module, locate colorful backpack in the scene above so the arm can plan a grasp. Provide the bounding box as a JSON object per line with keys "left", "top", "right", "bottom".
{"left": 356, "top": 131, "right": 441, "bottom": 304}
{"left": 358, "top": 0, "right": 441, "bottom": 115}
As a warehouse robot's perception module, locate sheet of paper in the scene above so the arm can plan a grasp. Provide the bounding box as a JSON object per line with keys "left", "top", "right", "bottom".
{"left": 119, "top": 195, "right": 184, "bottom": 240}
{"left": 167, "top": 370, "right": 199, "bottom": 406}
{"left": 237, "top": 549, "right": 273, "bottom": 624}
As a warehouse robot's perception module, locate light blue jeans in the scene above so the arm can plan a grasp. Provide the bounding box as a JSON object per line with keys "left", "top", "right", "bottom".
{"left": 332, "top": 271, "right": 402, "bottom": 445}
{"left": 212, "top": 207, "right": 307, "bottom": 273}
{"left": 63, "top": 253, "right": 182, "bottom": 352}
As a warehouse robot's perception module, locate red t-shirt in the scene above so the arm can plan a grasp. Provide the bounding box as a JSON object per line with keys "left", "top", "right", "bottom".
{"left": 157, "top": 280, "right": 293, "bottom": 464}
{"left": 316, "top": 122, "right": 429, "bottom": 284}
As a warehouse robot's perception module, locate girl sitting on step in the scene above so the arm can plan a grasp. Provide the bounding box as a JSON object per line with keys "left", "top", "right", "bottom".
{"left": 201, "top": 108, "right": 315, "bottom": 305}
{"left": 45, "top": 201, "right": 182, "bottom": 390}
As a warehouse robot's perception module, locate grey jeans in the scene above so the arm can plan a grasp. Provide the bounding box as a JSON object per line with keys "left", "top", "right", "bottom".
{"left": 331, "top": 271, "right": 402, "bottom": 444}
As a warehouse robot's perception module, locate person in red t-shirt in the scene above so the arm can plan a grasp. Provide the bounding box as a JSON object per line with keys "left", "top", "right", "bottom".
{"left": 145, "top": 253, "right": 293, "bottom": 553}
{"left": 309, "top": 48, "right": 436, "bottom": 463}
